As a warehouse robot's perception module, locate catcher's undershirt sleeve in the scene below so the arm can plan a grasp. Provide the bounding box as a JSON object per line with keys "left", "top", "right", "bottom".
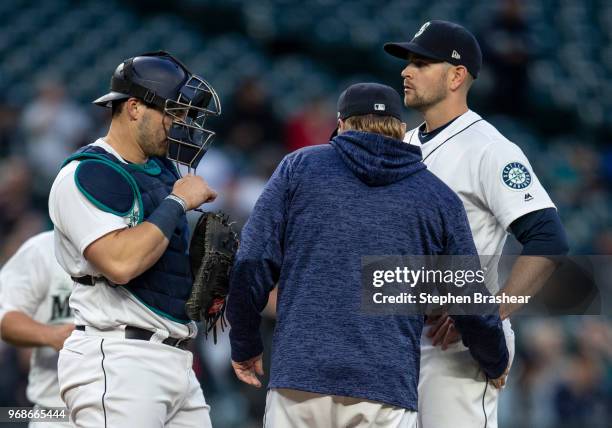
{"left": 227, "top": 156, "right": 292, "bottom": 362}
{"left": 509, "top": 208, "right": 569, "bottom": 256}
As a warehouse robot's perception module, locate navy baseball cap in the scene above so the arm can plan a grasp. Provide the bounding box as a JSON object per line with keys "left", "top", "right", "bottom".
{"left": 384, "top": 20, "right": 482, "bottom": 78}
{"left": 331, "top": 82, "right": 403, "bottom": 138}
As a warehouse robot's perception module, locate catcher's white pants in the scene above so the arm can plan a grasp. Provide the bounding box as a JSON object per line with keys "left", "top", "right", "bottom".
{"left": 264, "top": 388, "right": 417, "bottom": 428}
{"left": 57, "top": 329, "right": 211, "bottom": 428}
{"left": 417, "top": 318, "right": 515, "bottom": 428}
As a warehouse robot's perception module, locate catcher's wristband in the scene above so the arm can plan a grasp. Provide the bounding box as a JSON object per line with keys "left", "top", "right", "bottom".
{"left": 166, "top": 193, "right": 187, "bottom": 213}
{"left": 147, "top": 197, "right": 185, "bottom": 240}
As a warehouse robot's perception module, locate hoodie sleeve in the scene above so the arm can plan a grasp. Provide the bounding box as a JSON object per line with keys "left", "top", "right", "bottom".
{"left": 227, "top": 156, "right": 292, "bottom": 363}
{"left": 443, "top": 196, "right": 509, "bottom": 379}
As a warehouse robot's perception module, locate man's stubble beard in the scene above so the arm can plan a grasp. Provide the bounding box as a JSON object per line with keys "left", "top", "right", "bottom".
{"left": 404, "top": 74, "right": 449, "bottom": 113}
{"left": 137, "top": 112, "right": 168, "bottom": 158}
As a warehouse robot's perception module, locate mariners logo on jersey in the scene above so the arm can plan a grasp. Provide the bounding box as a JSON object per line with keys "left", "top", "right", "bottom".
{"left": 501, "top": 162, "right": 532, "bottom": 190}
{"left": 128, "top": 203, "right": 141, "bottom": 227}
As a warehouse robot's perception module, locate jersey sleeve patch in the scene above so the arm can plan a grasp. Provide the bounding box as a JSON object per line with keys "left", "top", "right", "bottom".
{"left": 501, "top": 161, "right": 532, "bottom": 191}
{"left": 75, "top": 160, "right": 135, "bottom": 216}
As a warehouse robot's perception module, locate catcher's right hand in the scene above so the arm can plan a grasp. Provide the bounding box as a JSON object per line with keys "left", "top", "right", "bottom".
{"left": 172, "top": 175, "right": 217, "bottom": 209}
{"left": 185, "top": 211, "right": 239, "bottom": 342}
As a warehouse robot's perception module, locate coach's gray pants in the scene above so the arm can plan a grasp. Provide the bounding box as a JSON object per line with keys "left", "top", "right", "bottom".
{"left": 265, "top": 388, "right": 417, "bottom": 428}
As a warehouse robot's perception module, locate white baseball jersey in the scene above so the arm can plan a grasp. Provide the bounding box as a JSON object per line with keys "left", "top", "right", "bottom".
{"left": 0, "top": 231, "right": 72, "bottom": 407}
{"left": 408, "top": 109, "right": 554, "bottom": 428}
{"left": 48, "top": 138, "right": 196, "bottom": 340}
{"left": 405, "top": 110, "right": 555, "bottom": 292}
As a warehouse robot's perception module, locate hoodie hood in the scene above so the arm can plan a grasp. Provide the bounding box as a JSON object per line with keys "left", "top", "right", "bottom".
{"left": 330, "top": 130, "right": 425, "bottom": 186}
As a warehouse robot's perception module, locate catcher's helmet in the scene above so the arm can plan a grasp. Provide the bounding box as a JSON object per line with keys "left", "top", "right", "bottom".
{"left": 94, "top": 51, "right": 221, "bottom": 170}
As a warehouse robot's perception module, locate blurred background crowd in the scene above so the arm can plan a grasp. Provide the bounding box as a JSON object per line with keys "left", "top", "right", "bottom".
{"left": 0, "top": 0, "right": 610, "bottom": 427}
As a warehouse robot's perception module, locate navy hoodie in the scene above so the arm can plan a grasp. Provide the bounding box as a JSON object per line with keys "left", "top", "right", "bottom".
{"left": 227, "top": 130, "right": 508, "bottom": 410}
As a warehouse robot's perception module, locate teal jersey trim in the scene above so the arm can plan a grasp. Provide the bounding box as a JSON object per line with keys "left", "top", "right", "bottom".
{"left": 64, "top": 153, "right": 145, "bottom": 224}
{"left": 126, "top": 288, "right": 192, "bottom": 324}
{"left": 127, "top": 158, "right": 162, "bottom": 176}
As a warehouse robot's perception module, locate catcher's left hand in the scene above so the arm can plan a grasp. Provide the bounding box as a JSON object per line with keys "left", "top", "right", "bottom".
{"left": 185, "top": 211, "right": 239, "bottom": 342}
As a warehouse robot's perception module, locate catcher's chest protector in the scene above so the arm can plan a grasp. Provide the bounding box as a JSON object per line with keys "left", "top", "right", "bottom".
{"left": 65, "top": 145, "right": 193, "bottom": 323}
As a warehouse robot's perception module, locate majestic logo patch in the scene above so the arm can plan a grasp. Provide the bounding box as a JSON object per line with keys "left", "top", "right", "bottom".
{"left": 502, "top": 162, "right": 532, "bottom": 190}
{"left": 414, "top": 22, "right": 431, "bottom": 38}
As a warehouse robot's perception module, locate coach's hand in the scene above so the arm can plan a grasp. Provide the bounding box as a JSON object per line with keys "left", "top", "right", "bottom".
{"left": 427, "top": 314, "right": 461, "bottom": 350}
{"left": 232, "top": 354, "right": 264, "bottom": 388}
{"left": 172, "top": 174, "right": 217, "bottom": 210}
{"left": 490, "top": 366, "right": 510, "bottom": 389}
{"left": 47, "top": 324, "right": 75, "bottom": 351}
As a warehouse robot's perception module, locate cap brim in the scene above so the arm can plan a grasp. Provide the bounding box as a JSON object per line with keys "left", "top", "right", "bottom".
{"left": 92, "top": 91, "right": 130, "bottom": 107}
{"left": 383, "top": 42, "right": 446, "bottom": 62}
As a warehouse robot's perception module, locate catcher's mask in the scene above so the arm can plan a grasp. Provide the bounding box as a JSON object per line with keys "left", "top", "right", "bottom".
{"left": 93, "top": 51, "right": 221, "bottom": 171}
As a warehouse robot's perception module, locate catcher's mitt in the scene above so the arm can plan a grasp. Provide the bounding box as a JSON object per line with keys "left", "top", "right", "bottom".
{"left": 186, "top": 211, "right": 239, "bottom": 342}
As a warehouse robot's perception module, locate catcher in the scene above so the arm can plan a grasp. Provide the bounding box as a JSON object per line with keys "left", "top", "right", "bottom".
{"left": 48, "top": 50, "right": 235, "bottom": 427}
